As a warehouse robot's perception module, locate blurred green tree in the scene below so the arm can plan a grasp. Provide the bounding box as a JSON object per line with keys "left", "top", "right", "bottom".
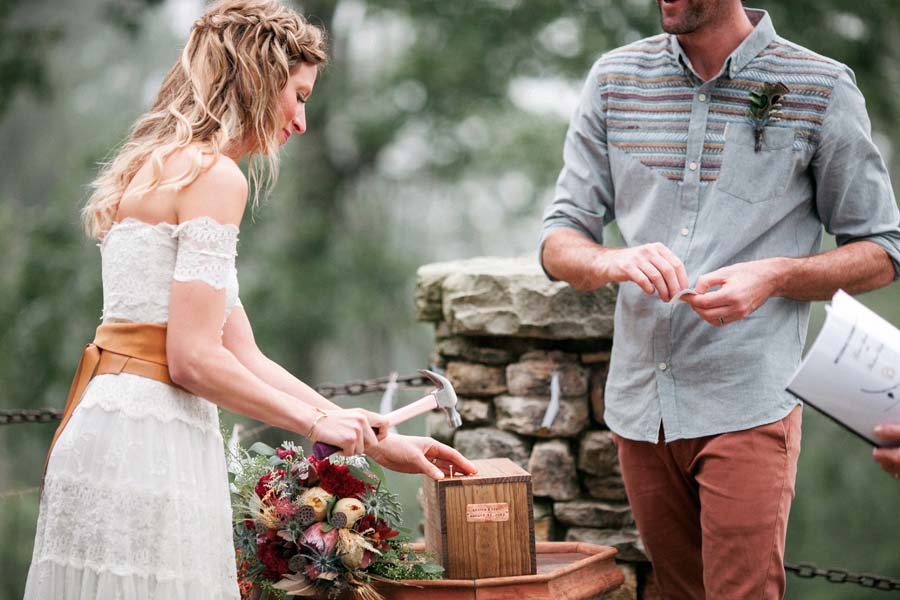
{"left": 1, "top": 1, "right": 898, "bottom": 599}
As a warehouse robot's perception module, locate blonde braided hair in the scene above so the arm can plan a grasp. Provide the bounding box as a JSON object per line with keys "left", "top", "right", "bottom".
{"left": 82, "top": 0, "right": 327, "bottom": 238}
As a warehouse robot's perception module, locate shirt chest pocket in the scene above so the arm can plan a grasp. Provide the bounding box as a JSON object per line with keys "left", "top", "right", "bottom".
{"left": 716, "top": 123, "right": 795, "bottom": 204}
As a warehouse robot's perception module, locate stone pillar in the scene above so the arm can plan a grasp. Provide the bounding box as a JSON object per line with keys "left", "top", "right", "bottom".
{"left": 415, "top": 256, "right": 654, "bottom": 599}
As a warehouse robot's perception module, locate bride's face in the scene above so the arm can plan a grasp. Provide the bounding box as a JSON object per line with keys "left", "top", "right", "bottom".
{"left": 277, "top": 62, "right": 318, "bottom": 145}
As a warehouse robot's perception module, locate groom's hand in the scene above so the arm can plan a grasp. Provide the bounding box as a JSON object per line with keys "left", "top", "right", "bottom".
{"left": 684, "top": 259, "right": 781, "bottom": 326}
{"left": 367, "top": 434, "right": 478, "bottom": 480}
{"left": 600, "top": 243, "right": 689, "bottom": 302}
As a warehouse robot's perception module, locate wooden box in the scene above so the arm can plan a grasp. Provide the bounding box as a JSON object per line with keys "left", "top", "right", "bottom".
{"left": 422, "top": 458, "right": 536, "bottom": 580}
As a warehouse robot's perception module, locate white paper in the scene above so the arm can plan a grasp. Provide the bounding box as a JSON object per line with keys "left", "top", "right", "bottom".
{"left": 671, "top": 287, "right": 698, "bottom": 302}
{"left": 787, "top": 290, "right": 900, "bottom": 447}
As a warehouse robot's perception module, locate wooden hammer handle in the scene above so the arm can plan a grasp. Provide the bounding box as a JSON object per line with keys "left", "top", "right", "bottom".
{"left": 384, "top": 393, "right": 437, "bottom": 427}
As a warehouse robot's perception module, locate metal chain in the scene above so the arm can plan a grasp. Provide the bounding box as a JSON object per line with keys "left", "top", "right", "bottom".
{"left": 311, "top": 372, "right": 431, "bottom": 399}
{"left": 0, "top": 486, "right": 40, "bottom": 499}
{"left": 0, "top": 408, "right": 63, "bottom": 425}
{"left": 0, "top": 372, "right": 433, "bottom": 426}
{"left": 785, "top": 561, "right": 900, "bottom": 591}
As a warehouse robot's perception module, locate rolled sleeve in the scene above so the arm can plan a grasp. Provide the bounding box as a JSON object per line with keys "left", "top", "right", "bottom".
{"left": 539, "top": 59, "right": 616, "bottom": 277}
{"left": 812, "top": 68, "right": 900, "bottom": 278}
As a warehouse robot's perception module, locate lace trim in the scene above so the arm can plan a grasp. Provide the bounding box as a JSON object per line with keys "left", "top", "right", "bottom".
{"left": 101, "top": 217, "right": 179, "bottom": 249}
{"left": 102, "top": 216, "right": 238, "bottom": 244}
{"left": 172, "top": 218, "right": 239, "bottom": 291}
{"left": 75, "top": 374, "right": 222, "bottom": 436}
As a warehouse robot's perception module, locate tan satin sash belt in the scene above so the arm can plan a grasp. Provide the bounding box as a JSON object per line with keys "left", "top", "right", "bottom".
{"left": 42, "top": 323, "right": 179, "bottom": 484}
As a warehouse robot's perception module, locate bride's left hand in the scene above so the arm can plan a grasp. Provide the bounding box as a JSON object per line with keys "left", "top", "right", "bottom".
{"left": 366, "top": 434, "right": 478, "bottom": 480}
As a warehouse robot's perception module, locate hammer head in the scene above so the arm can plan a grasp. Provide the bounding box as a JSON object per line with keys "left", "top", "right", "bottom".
{"left": 419, "top": 369, "right": 462, "bottom": 428}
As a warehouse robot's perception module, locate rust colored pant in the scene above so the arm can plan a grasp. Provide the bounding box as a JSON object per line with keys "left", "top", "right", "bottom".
{"left": 614, "top": 406, "right": 802, "bottom": 600}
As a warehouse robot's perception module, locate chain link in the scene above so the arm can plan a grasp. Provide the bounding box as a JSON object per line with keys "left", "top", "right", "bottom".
{"left": 785, "top": 561, "right": 900, "bottom": 591}
{"left": 311, "top": 372, "right": 431, "bottom": 399}
{"left": 0, "top": 486, "right": 40, "bottom": 499}
{"left": 0, "top": 373, "right": 433, "bottom": 426}
{"left": 0, "top": 408, "right": 63, "bottom": 425}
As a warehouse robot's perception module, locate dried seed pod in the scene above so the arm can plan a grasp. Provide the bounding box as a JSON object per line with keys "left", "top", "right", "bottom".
{"left": 296, "top": 504, "right": 317, "bottom": 526}
{"left": 297, "top": 486, "right": 333, "bottom": 522}
{"left": 330, "top": 512, "right": 347, "bottom": 529}
{"left": 332, "top": 497, "right": 366, "bottom": 529}
{"left": 288, "top": 553, "right": 308, "bottom": 572}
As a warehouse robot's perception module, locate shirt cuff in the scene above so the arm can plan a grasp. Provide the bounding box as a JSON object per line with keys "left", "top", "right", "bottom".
{"left": 853, "top": 233, "right": 900, "bottom": 281}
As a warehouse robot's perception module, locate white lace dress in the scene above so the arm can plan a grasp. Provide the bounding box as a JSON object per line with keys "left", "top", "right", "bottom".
{"left": 23, "top": 217, "right": 242, "bottom": 600}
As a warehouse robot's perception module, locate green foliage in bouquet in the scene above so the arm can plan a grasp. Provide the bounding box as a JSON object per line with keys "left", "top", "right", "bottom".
{"left": 227, "top": 441, "right": 443, "bottom": 600}
{"left": 366, "top": 541, "right": 445, "bottom": 581}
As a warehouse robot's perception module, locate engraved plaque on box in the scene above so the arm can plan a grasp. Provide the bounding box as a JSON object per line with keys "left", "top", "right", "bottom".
{"left": 422, "top": 458, "right": 536, "bottom": 579}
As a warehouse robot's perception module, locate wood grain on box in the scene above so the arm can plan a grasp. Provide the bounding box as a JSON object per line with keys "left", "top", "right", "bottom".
{"left": 423, "top": 458, "right": 536, "bottom": 580}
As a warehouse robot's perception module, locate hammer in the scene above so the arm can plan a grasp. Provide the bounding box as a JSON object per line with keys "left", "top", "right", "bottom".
{"left": 312, "top": 369, "right": 461, "bottom": 459}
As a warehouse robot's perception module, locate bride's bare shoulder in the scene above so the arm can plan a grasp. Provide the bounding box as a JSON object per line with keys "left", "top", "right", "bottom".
{"left": 174, "top": 150, "right": 248, "bottom": 227}
{"left": 119, "top": 145, "right": 247, "bottom": 225}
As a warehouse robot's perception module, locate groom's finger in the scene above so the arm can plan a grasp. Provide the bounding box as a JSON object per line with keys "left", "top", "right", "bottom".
{"left": 649, "top": 254, "right": 682, "bottom": 301}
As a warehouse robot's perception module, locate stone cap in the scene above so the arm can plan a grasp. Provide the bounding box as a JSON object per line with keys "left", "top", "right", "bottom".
{"left": 415, "top": 256, "right": 616, "bottom": 340}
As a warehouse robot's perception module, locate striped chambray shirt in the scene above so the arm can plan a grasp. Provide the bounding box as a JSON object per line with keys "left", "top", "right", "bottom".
{"left": 540, "top": 9, "right": 900, "bottom": 442}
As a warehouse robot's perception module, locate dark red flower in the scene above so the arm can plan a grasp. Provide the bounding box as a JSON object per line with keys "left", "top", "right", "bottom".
{"left": 256, "top": 529, "right": 292, "bottom": 580}
{"left": 276, "top": 447, "right": 297, "bottom": 460}
{"left": 311, "top": 458, "right": 368, "bottom": 498}
{"left": 255, "top": 469, "right": 287, "bottom": 500}
{"left": 355, "top": 514, "right": 399, "bottom": 550}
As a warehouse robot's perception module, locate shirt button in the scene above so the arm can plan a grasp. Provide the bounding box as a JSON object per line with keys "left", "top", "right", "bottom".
{"left": 689, "top": 162, "right": 698, "bottom": 171}
{"left": 698, "top": 93, "right": 708, "bottom": 102}
{"left": 680, "top": 228, "right": 690, "bottom": 236}
{"left": 659, "top": 362, "right": 668, "bottom": 371}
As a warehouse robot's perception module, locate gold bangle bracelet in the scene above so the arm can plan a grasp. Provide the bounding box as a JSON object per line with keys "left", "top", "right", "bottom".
{"left": 306, "top": 407, "right": 329, "bottom": 442}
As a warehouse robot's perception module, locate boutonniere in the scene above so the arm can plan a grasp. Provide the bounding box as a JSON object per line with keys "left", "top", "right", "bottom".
{"left": 747, "top": 82, "right": 789, "bottom": 152}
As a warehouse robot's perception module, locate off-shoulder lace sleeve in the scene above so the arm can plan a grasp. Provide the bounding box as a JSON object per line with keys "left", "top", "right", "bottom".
{"left": 172, "top": 217, "right": 239, "bottom": 290}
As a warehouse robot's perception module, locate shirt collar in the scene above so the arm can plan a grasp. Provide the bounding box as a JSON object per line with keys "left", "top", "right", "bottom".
{"left": 668, "top": 9, "right": 776, "bottom": 79}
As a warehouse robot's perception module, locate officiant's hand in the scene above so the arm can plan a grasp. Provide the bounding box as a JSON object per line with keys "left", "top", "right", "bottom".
{"left": 873, "top": 424, "right": 900, "bottom": 480}
{"left": 366, "top": 434, "right": 478, "bottom": 480}
{"left": 684, "top": 259, "right": 780, "bottom": 326}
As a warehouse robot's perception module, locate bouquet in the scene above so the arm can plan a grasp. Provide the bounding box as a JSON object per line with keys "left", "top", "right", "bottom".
{"left": 229, "top": 440, "right": 443, "bottom": 600}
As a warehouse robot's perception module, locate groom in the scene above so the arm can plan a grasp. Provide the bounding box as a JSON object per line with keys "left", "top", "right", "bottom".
{"left": 540, "top": 1, "right": 900, "bottom": 597}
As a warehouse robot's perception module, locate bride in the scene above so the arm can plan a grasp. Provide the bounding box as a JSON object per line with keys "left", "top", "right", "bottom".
{"left": 23, "top": 1, "right": 474, "bottom": 598}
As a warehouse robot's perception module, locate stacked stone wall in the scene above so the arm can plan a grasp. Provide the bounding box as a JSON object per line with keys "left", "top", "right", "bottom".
{"left": 415, "top": 257, "right": 660, "bottom": 599}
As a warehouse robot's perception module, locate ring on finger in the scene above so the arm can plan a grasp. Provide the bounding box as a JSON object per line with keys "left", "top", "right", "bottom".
{"left": 717, "top": 317, "right": 725, "bottom": 326}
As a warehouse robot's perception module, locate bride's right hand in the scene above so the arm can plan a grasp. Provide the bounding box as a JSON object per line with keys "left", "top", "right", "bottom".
{"left": 310, "top": 408, "right": 389, "bottom": 456}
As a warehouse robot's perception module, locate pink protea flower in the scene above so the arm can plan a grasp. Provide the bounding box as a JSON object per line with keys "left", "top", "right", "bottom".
{"left": 302, "top": 521, "right": 338, "bottom": 554}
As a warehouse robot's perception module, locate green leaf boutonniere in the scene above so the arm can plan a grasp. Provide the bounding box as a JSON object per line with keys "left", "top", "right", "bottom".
{"left": 747, "top": 82, "right": 790, "bottom": 152}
